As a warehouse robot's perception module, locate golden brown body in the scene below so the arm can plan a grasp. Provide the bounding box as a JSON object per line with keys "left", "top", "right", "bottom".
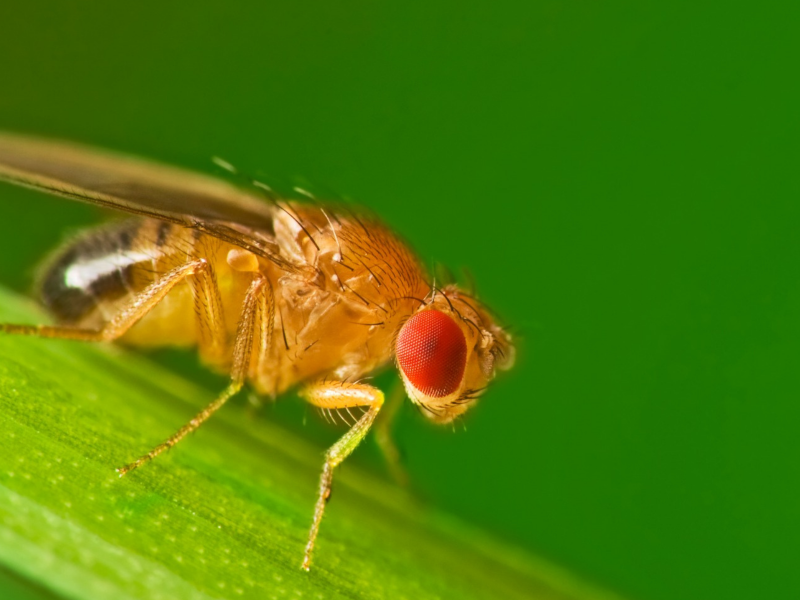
{"left": 0, "top": 132, "right": 514, "bottom": 569}
{"left": 40, "top": 207, "right": 431, "bottom": 397}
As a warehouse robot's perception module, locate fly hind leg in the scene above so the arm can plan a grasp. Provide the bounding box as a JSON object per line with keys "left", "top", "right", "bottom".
{"left": 0, "top": 258, "right": 222, "bottom": 345}
{"left": 298, "top": 381, "right": 385, "bottom": 571}
{"left": 0, "top": 259, "right": 275, "bottom": 477}
{"left": 1, "top": 258, "right": 237, "bottom": 467}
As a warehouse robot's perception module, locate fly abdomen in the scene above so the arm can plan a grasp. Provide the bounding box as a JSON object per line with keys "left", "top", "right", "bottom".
{"left": 38, "top": 219, "right": 147, "bottom": 324}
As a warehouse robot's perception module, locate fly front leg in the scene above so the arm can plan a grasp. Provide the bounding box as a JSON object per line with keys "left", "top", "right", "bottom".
{"left": 117, "top": 275, "right": 273, "bottom": 476}
{"left": 298, "top": 381, "right": 384, "bottom": 571}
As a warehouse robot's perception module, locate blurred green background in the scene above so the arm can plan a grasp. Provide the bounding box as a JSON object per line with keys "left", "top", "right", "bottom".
{"left": 0, "top": 2, "right": 798, "bottom": 599}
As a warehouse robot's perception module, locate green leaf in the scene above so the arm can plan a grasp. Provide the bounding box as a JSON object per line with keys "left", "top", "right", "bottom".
{"left": 0, "top": 287, "right": 623, "bottom": 600}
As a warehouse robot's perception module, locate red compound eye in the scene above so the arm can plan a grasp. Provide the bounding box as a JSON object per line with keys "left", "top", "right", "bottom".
{"left": 396, "top": 309, "right": 467, "bottom": 398}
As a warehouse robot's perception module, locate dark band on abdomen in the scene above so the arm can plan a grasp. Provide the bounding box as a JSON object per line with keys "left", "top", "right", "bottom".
{"left": 38, "top": 219, "right": 142, "bottom": 323}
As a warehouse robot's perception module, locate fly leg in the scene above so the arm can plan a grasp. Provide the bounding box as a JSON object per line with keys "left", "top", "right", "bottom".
{"left": 0, "top": 259, "right": 223, "bottom": 346}
{"left": 374, "top": 381, "right": 409, "bottom": 487}
{"left": 1, "top": 257, "right": 274, "bottom": 474}
{"left": 188, "top": 258, "right": 228, "bottom": 367}
{"left": 299, "top": 381, "right": 384, "bottom": 571}
{"left": 117, "top": 275, "right": 272, "bottom": 475}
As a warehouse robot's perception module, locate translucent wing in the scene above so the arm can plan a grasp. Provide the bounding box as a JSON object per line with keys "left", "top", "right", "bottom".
{"left": 0, "top": 132, "right": 297, "bottom": 272}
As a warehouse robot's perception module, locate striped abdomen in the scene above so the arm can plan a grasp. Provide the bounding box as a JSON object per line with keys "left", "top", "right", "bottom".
{"left": 36, "top": 219, "right": 234, "bottom": 345}
{"left": 39, "top": 219, "right": 149, "bottom": 324}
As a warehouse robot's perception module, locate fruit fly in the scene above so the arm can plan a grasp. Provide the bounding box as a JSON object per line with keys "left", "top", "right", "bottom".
{"left": 0, "top": 133, "right": 515, "bottom": 570}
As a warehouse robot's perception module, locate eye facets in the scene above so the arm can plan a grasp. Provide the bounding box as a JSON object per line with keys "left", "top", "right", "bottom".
{"left": 396, "top": 310, "right": 467, "bottom": 397}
